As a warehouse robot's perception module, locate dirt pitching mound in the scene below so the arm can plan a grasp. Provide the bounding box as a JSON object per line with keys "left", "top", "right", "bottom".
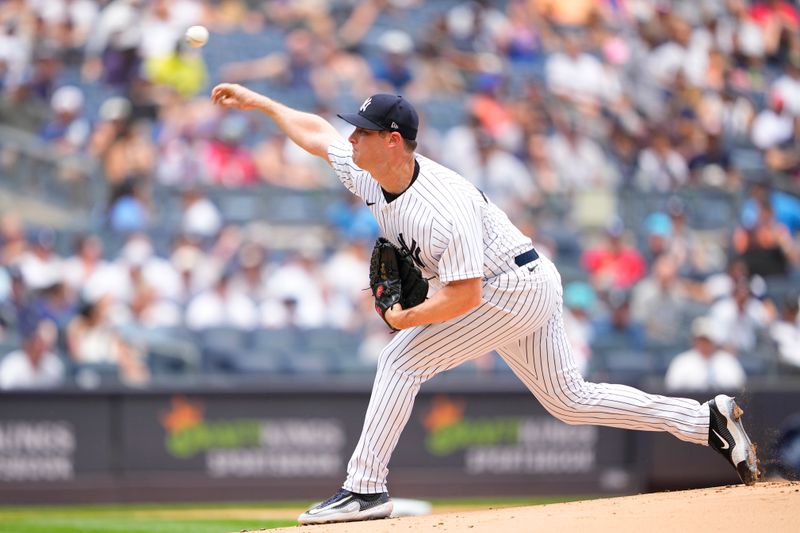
{"left": 261, "top": 481, "right": 799, "bottom": 533}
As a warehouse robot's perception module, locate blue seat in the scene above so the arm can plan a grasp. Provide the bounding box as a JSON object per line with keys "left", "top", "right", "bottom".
{"left": 250, "top": 328, "right": 303, "bottom": 353}
{"left": 229, "top": 348, "right": 286, "bottom": 375}
{"left": 196, "top": 327, "right": 249, "bottom": 373}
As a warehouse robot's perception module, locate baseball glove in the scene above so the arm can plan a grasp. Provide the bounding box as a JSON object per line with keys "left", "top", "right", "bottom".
{"left": 369, "top": 237, "right": 429, "bottom": 330}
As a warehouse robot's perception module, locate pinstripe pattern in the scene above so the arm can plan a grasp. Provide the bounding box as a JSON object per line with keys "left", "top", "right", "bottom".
{"left": 329, "top": 141, "right": 533, "bottom": 286}
{"left": 328, "top": 141, "right": 711, "bottom": 495}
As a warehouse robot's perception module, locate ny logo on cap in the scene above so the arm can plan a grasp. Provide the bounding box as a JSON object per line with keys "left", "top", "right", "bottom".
{"left": 360, "top": 97, "right": 372, "bottom": 113}
{"left": 390, "top": 121, "right": 398, "bottom": 129}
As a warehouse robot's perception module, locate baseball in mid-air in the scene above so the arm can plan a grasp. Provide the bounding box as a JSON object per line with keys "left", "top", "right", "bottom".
{"left": 185, "top": 25, "right": 209, "bottom": 48}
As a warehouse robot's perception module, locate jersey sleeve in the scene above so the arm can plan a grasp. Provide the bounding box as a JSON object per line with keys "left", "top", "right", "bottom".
{"left": 327, "top": 139, "right": 371, "bottom": 199}
{"left": 437, "top": 199, "right": 485, "bottom": 283}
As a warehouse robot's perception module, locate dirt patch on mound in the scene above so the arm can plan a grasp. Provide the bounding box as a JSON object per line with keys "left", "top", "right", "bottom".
{"left": 256, "top": 481, "right": 798, "bottom": 533}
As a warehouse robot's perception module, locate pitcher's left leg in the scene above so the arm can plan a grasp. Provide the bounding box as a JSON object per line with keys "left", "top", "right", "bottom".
{"left": 497, "top": 311, "right": 710, "bottom": 445}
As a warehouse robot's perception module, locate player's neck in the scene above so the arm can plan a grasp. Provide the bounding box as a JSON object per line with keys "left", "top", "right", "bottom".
{"left": 373, "top": 154, "right": 416, "bottom": 195}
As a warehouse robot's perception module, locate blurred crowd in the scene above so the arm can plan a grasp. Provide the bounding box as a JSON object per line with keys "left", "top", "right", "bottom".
{"left": 1, "top": 0, "right": 800, "bottom": 391}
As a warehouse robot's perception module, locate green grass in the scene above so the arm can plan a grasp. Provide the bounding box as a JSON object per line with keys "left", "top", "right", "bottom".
{"left": 0, "top": 496, "right": 595, "bottom": 533}
{"left": 0, "top": 504, "right": 295, "bottom": 533}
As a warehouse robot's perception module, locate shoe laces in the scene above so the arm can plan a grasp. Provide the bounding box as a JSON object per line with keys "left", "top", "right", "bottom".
{"left": 320, "top": 488, "right": 351, "bottom": 507}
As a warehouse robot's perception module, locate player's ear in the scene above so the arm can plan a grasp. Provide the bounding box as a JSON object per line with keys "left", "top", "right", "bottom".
{"left": 388, "top": 131, "right": 403, "bottom": 148}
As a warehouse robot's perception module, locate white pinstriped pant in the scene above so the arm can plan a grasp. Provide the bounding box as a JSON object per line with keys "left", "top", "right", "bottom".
{"left": 343, "top": 256, "right": 710, "bottom": 494}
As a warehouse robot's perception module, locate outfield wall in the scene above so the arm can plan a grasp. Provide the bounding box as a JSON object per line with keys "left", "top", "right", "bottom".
{"left": 0, "top": 379, "right": 798, "bottom": 504}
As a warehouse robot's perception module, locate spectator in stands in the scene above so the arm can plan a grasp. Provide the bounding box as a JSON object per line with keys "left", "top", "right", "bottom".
{"left": 733, "top": 201, "right": 798, "bottom": 278}
{"left": 221, "top": 27, "right": 316, "bottom": 89}
{"left": 323, "top": 241, "right": 372, "bottom": 330}
{"left": 88, "top": 95, "right": 132, "bottom": 156}
{"left": 311, "top": 37, "right": 376, "bottom": 105}
{"left": 0, "top": 18, "right": 32, "bottom": 92}
{"left": 771, "top": 54, "right": 800, "bottom": 117}
{"left": 562, "top": 281, "right": 596, "bottom": 376}
{"left": 82, "top": 0, "right": 144, "bottom": 87}
{"left": 644, "top": 13, "right": 693, "bottom": 94}
{"left": 459, "top": 131, "right": 538, "bottom": 214}
{"left": 0, "top": 217, "right": 25, "bottom": 268}
{"left": 764, "top": 116, "right": 800, "bottom": 180}
{"left": 33, "top": 281, "right": 75, "bottom": 333}
{"left": 185, "top": 270, "right": 258, "bottom": 330}
{"left": 99, "top": 119, "right": 156, "bottom": 187}
{"left": 591, "top": 289, "right": 645, "bottom": 352}
{"left": 108, "top": 177, "right": 151, "bottom": 233}
{"left": 634, "top": 129, "right": 689, "bottom": 192}
{"left": 468, "top": 63, "right": 522, "bottom": 149}
{"left": 546, "top": 117, "right": 617, "bottom": 193}
{"left": 525, "top": 132, "right": 560, "bottom": 194}
{"left": 770, "top": 293, "right": 800, "bottom": 370}
{"left": 62, "top": 234, "right": 111, "bottom": 299}
{"left": 203, "top": 114, "right": 258, "bottom": 186}
{"left": 326, "top": 192, "right": 380, "bottom": 242}
{"left": 372, "top": 30, "right": 415, "bottom": 93}
{"left": 0, "top": 266, "right": 33, "bottom": 339}
{"left": 0, "top": 267, "right": 10, "bottom": 331}
{"left": 39, "top": 85, "right": 90, "bottom": 153}
{"left": 704, "top": 258, "right": 751, "bottom": 306}
{"left": 116, "top": 233, "right": 182, "bottom": 304}
{"left": 545, "top": 32, "right": 604, "bottom": 107}
{"left": 741, "top": 179, "right": 800, "bottom": 236}
{"left": 631, "top": 255, "right": 689, "bottom": 345}
{"left": 751, "top": 90, "right": 795, "bottom": 149}
{"left": 263, "top": 252, "right": 327, "bottom": 329}
{"left": 708, "top": 277, "right": 771, "bottom": 354}
{"left": 665, "top": 316, "right": 746, "bottom": 392}
{"left": 642, "top": 212, "right": 674, "bottom": 265}
{"left": 406, "top": 36, "right": 466, "bottom": 100}
{"left": 18, "top": 227, "right": 62, "bottom": 292}
{"left": 441, "top": 113, "right": 484, "bottom": 183}
{"left": 180, "top": 186, "right": 222, "bottom": 239}
{"left": 66, "top": 295, "right": 148, "bottom": 384}
{"left": 0, "top": 317, "right": 64, "bottom": 390}
{"left": 2, "top": 0, "right": 800, "bottom": 384}
{"left": 582, "top": 219, "right": 647, "bottom": 292}
{"left": 128, "top": 281, "right": 182, "bottom": 328}
{"left": 445, "top": 0, "right": 511, "bottom": 54}
{"left": 228, "top": 242, "right": 271, "bottom": 303}
{"left": 138, "top": 0, "right": 192, "bottom": 62}
{"left": 144, "top": 40, "right": 208, "bottom": 99}
{"left": 26, "top": 50, "right": 63, "bottom": 104}
{"left": 687, "top": 132, "right": 734, "bottom": 188}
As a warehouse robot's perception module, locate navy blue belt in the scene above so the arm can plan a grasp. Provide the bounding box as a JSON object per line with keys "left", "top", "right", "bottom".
{"left": 514, "top": 248, "right": 539, "bottom": 267}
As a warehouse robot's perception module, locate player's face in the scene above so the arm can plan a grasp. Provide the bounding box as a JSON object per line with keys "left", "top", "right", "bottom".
{"left": 348, "top": 127, "right": 386, "bottom": 170}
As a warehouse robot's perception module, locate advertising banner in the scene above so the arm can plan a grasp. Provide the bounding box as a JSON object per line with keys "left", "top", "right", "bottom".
{"left": 1, "top": 386, "right": 796, "bottom": 502}
{"left": 118, "top": 393, "right": 365, "bottom": 479}
{"left": 0, "top": 394, "right": 113, "bottom": 483}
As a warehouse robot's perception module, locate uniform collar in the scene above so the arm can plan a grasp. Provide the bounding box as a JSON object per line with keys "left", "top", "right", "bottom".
{"left": 381, "top": 159, "right": 420, "bottom": 203}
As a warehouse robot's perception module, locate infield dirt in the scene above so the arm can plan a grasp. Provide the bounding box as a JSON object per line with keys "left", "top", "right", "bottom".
{"left": 252, "top": 480, "right": 798, "bottom": 533}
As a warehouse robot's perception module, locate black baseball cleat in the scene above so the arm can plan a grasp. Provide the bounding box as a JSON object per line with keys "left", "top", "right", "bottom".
{"left": 297, "top": 488, "right": 393, "bottom": 525}
{"left": 708, "top": 394, "right": 760, "bottom": 486}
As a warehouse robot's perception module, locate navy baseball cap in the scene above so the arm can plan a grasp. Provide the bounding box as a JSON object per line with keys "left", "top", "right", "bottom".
{"left": 338, "top": 94, "right": 419, "bottom": 140}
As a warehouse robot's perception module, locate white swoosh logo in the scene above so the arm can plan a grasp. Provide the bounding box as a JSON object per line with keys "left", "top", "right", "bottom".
{"left": 309, "top": 496, "right": 353, "bottom": 514}
{"left": 712, "top": 429, "right": 730, "bottom": 450}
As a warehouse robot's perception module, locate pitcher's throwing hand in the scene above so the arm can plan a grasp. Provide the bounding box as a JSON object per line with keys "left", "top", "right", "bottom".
{"left": 211, "top": 83, "right": 259, "bottom": 110}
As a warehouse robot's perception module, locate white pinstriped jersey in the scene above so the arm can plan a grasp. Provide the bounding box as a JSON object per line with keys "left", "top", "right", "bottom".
{"left": 325, "top": 141, "right": 713, "bottom": 498}
{"left": 327, "top": 140, "right": 533, "bottom": 288}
